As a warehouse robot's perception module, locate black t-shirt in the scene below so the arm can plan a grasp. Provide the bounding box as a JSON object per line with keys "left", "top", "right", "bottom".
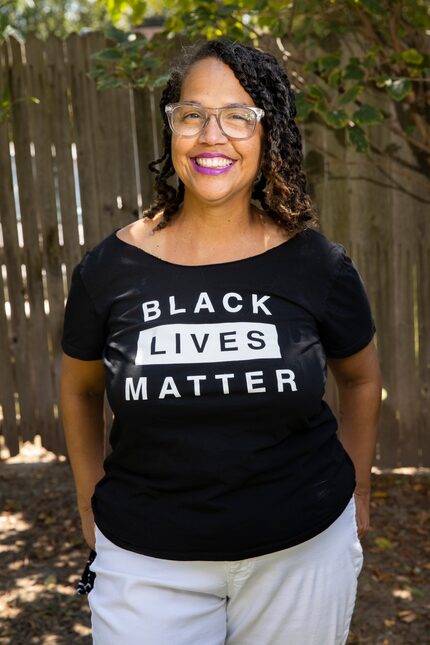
{"left": 62, "top": 227, "right": 376, "bottom": 560}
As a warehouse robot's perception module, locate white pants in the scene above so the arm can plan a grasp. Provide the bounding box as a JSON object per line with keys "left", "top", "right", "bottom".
{"left": 88, "top": 496, "right": 363, "bottom": 645}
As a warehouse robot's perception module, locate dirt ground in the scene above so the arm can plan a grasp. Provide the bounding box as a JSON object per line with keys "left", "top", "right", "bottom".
{"left": 1, "top": 445, "right": 429, "bottom": 645}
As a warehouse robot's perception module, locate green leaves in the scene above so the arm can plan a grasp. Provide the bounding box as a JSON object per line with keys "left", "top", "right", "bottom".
{"left": 322, "top": 109, "right": 350, "bottom": 129}
{"left": 343, "top": 60, "right": 366, "bottom": 81}
{"left": 339, "top": 84, "right": 364, "bottom": 105}
{"left": 296, "top": 79, "right": 384, "bottom": 152}
{"left": 294, "top": 92, "right": 314, "bottom": 121}
{"left": 308, "top": 84, "right": 327, "bottom": 101}
{"left": 385, "top": 78, "right": 413, "bottom": 101}
{"left": 317, "top": 54, "right": 342, "bottom": 74}
{"left": 92, "top": 48, "right": 123, "bottom": 61}
{"left": 105, "top": 22, "right": 129, "bottom": 42}
{"left": 0, "top": 84, "right": 40, "bottom": 125}
{"left": 328, "top": 68, "right": 342, "bottom": 88}
{"left": 104, "top": 0, "right": 147, "bottom": 26}
{"left": 352, "top": 103, "right": 384, "bottom": 125}
{"left": 87, "top": 0, "right": 427, "bottom": 160}
{"left": 304, "top": 54, "right": 342, "bottom": 86}
{"left": 360, "top": 0, "right": 386, "bottom": 17}
{"left": 347, "top": 124, "right": 369, "bottom": 152}
{"left": 401, "top": 48, "right": 424, "bottom": 66}
{"left": 0, "top": 82, "right": 11, "bottom": 124}
{"left": 88, "top": 25, "right": 165, "bottom": 91}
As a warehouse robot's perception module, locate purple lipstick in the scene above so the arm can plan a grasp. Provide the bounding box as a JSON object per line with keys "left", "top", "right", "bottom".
{"left": 190, "top": 152, "right": 237, "bottom": 175}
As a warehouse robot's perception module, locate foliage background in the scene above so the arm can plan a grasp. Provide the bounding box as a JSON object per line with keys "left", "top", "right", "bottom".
{"left": 92, "top": 0, "right": 430, "bottom": 178}
{"left": 1, "top": 1, "right": 429, "bottom": 180}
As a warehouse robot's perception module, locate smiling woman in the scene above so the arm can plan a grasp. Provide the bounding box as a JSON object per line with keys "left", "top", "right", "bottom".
{"left": 159, "top": 56, "right": 267, "bottom": 233}
{"left": 141, "top": 41, "right": 317, "bottom": 246}
{"left": 60, "top": 38, "right": 382, "bottom": 645}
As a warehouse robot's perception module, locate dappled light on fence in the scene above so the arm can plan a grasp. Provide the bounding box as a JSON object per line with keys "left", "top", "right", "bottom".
{"left": 0, "top": 32, "right": 162, "bottom": 456}
{"left": 0, "top": 32, "right": 429, "bottom": 466}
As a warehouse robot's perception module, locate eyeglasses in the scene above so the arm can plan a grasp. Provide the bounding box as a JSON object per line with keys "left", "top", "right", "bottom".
{"left": 165, "top": 103, "right": 265, "bottom": 140}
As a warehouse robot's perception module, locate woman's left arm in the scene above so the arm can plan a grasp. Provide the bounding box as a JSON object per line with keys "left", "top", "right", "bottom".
{"left": 328, "top": 340, "right": 382, "bottom": 539}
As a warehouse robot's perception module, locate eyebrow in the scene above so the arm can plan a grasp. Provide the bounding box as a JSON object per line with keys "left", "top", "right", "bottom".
{"left": 180, "top": 101, "right": 253, "bottom": 108}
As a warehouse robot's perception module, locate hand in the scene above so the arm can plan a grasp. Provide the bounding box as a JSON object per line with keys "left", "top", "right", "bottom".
{"left": 79, "top": 506, "right": 96, "bottom": 551}
{"left": 354, "top": 490, "right": 370, "bottom": 540}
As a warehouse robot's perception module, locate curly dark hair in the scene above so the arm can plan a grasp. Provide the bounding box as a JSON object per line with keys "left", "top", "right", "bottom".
{"left": 144, "top": 38, "right": 318, "bottom": 234}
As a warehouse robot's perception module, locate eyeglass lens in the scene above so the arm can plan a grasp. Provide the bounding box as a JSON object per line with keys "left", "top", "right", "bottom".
{"left": 170, "top": 106, "right": 258, "bottom": 138}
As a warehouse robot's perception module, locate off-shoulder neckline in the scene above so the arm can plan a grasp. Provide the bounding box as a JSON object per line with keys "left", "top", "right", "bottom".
{"left": 112, "top": 228, "right": 304, "bottom": 268}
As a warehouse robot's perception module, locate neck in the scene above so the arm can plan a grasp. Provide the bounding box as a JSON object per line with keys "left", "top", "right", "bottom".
{"left": 175, "top": 191, "right": 260, "bottom": 244}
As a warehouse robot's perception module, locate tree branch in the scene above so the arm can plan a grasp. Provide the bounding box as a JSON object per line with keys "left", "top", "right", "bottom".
{"left": 286, "top": 0, "right": 297, "bottom": 43}
{"left": 306, "top": 138, "right": 430, "bottom": 199}
{"left": 353, "top": 5, "right": 387, "bottom": 49}
{"left": 383, "top": 120, "right": 430, "bottom": 155}
{"left": 388, "top": 5, "right": 409, "bottom": 53}
{"left": 230, "top": 14, "right": 261, "bottom": 40}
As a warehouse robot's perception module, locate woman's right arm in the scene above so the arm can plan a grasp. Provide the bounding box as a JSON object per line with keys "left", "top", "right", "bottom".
{"left": 60, "top": 354, "right": 106, "bottom": 550}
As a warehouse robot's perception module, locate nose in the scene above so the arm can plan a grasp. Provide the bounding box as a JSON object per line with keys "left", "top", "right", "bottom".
{"left": 198, "top": 114, "right": 228, "bottom": 144}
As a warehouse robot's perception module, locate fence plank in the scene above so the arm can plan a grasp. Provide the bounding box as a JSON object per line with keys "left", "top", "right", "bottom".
{"left": 0, "top": 40, "right": 34, "bottom": 443}
{"left": 87, "top": 33, "right": 120, "bottom": 242}
{"left": 303, "top": 119, "right": 351, "bottom": 422}
{"left": 383, "top": 102, "right": 421, "bottom": 466}
{"left": 9, "top": 36, "right": 56, "bottom": 445}
{"left": 45, "top": 34, "right": 81, "bottom": 277}
{"left": 344, "top": 94, "right": 405, "bottom": 468}
{"left": 0, "top": 263, "right": 18, "bottom": 455}
{"left": 65, "top": 33, "right": 102, "bottom": 249}
{"left": 417, "top": 236, "right": 430, "bottom": 466}
{"left": 25, "top": 33, "right": 66, "bottom": 451}
{"left": 393, "top": 241, "right": 419, "bottom": 465}
{"left": 133, "top": 87, "right": 156, "bottom": 210}
{"left": 115, "top": 87, "right": 139, "bottom": 228}
{"left": 374, "top": 240, "right": 400, "bottom": 466}
{"left": 152, "top": 86, "right": 164, "bottom": 162}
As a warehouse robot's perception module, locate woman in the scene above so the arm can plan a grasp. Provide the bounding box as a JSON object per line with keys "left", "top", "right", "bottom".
{"left": 61, "top": 39, "right": 382, "bottom": 645}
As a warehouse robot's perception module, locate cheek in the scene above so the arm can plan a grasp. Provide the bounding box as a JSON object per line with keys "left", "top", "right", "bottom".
{"left": 244, "top": 143, "right": 263, "bottom": 172}
{"left": 242, "top": 130, "right": 263, "bottom": 170}
{"left": 171, "top": 140, "right": 188, "bottom": 177}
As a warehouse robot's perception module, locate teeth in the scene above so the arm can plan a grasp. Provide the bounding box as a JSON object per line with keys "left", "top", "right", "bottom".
{"left": 195, "top": 157, "right": 233, "bottom": 168}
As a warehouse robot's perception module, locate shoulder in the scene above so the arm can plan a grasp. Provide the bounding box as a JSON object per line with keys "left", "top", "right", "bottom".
{"left": 76, "top": 216, "right": 164, "bottom": 297}
{"left": 81, "top": 216, "right": 156, "bottom": 264}
{"left": 78, "top": 230, "right": 118, "bottom": 276}
{"left": 116, "top": 214, "right": 163, "bottom": 246}
{"left": 270, "top": 227, "right": 350, "bottom": 314}
{"left": 293, "top": 227, "right": 346, "bottom": 273}
{"left": 296, "top": 227, "right": 343, "bottom": 256}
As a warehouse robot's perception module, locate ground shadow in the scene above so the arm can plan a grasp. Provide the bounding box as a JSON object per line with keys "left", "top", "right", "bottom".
{"left": 0, "top": 460, "right": 429, "bottom": 644}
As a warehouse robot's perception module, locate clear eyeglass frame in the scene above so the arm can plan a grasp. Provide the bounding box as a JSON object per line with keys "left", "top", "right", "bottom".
{"left": 165, "top": 103, "right": 265, "bottom": 140}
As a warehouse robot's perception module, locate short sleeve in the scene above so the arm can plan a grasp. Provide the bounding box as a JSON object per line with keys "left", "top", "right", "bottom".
{"left": 318, "top": 252, "right": 376, "bottom": 358}
{"left": 61, "top": 261, "right": 106, "bottom": 360}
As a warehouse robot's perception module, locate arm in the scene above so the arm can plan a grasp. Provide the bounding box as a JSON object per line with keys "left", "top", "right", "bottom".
{"left": 60, "top": 354, "right": 106, "bottom": 550}
{"left": 328, "top": 339, "right": 382, "bottom": 539}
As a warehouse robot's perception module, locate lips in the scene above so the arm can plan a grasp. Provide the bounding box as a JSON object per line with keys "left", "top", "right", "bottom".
{"left": 194, "top": 157, "right": 233, "bottom": 168}
{"left": 190, "top": 152, "right": 237, "bottom": 175}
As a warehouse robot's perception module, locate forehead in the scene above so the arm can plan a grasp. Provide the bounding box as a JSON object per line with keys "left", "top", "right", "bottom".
{"left": 180, "top": 58, "right": 255, "bottom": 107}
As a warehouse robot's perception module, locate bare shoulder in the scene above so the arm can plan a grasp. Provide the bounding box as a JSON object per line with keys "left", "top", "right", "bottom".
{"left": 116, "top": 213, "right": 164, "bottom": 250}
{"left": 258, "top": 209, "right": 293, "bottom": 246}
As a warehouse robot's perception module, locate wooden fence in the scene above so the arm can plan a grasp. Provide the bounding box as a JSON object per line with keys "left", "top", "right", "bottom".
{"left": 0, "top": 32, "right": 429, "bottom": 466}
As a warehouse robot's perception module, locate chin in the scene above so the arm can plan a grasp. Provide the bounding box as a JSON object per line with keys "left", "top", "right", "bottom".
{"left": 196, "top": 191, "right": 237, "bottom": 205}
{"left": 189, "top": 181, "right": 243, "bottom": 202}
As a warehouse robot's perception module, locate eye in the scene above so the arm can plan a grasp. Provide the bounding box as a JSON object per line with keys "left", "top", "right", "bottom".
{"left": 228, "top": 113, "right": 248, "bottom": 121}
{"left": 181, "top": 110, "right": 204, "bottom": 122}
{"left": 224, "top": 109, "right": 254, "bottom": 122}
